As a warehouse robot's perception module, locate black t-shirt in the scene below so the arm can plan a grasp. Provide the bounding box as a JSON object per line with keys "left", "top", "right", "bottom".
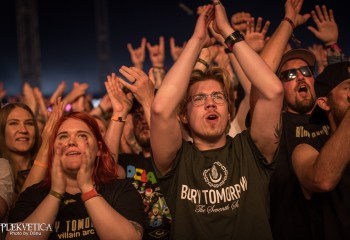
{"left": 305, "top": 137, "right": 350, "bottom": 240}
{"left": 118, "top": 153, "right": 171, "bottom": 240}
{"left": 269, "top": 112, "right": 330, "bottom": 240}
{"left": 10, "top": 179, "right": 145, "bottom": 240}
{"left": 155, "top": 130, "right": 275, "bottom": 240}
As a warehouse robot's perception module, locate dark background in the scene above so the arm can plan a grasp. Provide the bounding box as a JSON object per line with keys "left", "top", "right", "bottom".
{"left": 1, "top": 0, "right": 348, "bottom": 99}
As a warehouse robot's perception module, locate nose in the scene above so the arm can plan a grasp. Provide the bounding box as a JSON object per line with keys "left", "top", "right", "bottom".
{"left": 68, "top": 137, "right": 77, "bottom": 147}
{"left": 296, "top": 69, "right": 305, "bottom": 81}
{"left": 205, "top": 96, "right": 217, "bottom": 109}
{"left": 18, "top": 123, "right": 28, "bottom": 133}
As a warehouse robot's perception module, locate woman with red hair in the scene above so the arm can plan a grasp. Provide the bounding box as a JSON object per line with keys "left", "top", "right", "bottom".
{"left": 8, "top": 112, "right": 144, "bottom": 240}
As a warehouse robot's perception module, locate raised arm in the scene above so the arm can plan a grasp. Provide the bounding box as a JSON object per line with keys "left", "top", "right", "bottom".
{"left": 20, "top": 98, "right": 64, "bottom": 193}
{"left": 127, "top": 38, "right": 147, "bottom": 69}
{"left": 213, "top": 1, "right": 284, "bottom": 162}
{"left": 151, "top": 5, "right": 215, "bottom": 175}
{"left": 292, "top": 108, "right": 350, "bottom": 198}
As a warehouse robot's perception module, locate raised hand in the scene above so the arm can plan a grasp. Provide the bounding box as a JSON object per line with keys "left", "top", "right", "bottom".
{"left": 192, "top": 4, "right": 216, "bottom": 49}
{"left": 307, "top": 5, "right": 338, "bottom": 45}
{"left": 119, "top": 66, "right": 155, "bottom": 109}
{"left": 77, "top": 146, "right": 95, "bottom": 192}
{"left": 51, "top": 143, "right": 66, "bottom": 195}
{"left": 230, "top": 11, "right": 252, "bottom": 34}
{"left": 127, "top": 38, "right": 147, "bottom": 69}
{"left": 105, "top": 73, "right": 133, "bottom": 115}
{"left": 33, "top": 87, "right": 49, "bottom": 121}
{"left": 147, "top": 36, "right": 165, "bottom": 68}
{"left": 245, "top": 17, "right": 270, "bottom": 53}
{"left": 22, "top": 82, "right": 37, "bottom": 114}
{"left": 0, "top": 82, "right": 7, "bottom": 102}
{"left": 308, "top": 43, "right": 327, "bottom": 73}
{"left": 49, "top": 81, "right": 66, "bottom": 105}
{"left": 169, "top": 37, "right": 186, "bottom": 62}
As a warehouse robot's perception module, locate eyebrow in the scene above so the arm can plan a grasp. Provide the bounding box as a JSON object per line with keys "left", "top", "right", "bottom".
{"left": 57, "top": 130, "right": 91, "bottom": 136}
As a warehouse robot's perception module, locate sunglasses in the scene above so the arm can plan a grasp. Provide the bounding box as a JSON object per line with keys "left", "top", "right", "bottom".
{"left": 279, "top": 66, "right": 313, "bottom": 82}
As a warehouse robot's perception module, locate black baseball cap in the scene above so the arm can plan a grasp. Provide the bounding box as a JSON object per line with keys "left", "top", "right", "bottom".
{"left": 309, "top": 61, "right": 350, "bottom": 124}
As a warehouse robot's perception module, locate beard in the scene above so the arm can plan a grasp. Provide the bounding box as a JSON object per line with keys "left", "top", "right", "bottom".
{"left": 329, "top": 96, "right": 347, "bottom": 127}
{"left": 287, "top": 94, "right": 316, "bottom": 114}
{"left": 135, "top": 134, "right": 151, "bottom": 148}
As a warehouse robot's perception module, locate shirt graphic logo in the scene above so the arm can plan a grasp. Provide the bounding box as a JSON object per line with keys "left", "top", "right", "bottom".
{"left": 203, "top": 162, "right": 228, "bottom": 188}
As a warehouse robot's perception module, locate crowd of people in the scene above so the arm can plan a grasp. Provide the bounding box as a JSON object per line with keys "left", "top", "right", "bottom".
{"left": 0, "top": 0, "right": 349, "bottom": 239}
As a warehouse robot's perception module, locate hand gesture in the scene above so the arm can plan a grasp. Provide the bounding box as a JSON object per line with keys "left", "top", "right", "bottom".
{"left": 119, "top": 66, "right": 155, "bottom": 108}
{"left": 245, "top": 17, "right": 270, "bottom": 53}
{"left": 105, "top": 73, "right": 133, "bottom": 115}
{"left": 49, "top": 81, "right": 66, "bottom": 105}
{"left": 169, "top": 37, "right": 186, "bottom": 62}
{"left": 284, "top": 0, "right": 310, "bottom": 27}
{"left": 22, "top": 82, "right": 37, "bottom": 114}
{"left": 147, "top": 36, "right": 165, "bottom": 68}
{"left": 77, "top": 146, "right": 95, "bottom": 192}
{"left": 127, "top": 38, "right": 147, "bottom": 69}
{"left": 51, "top": 143, "right": 66, "bottom": 195}
{"left": 307, "top": 5, "right": 338, "bottom": 45}
{"left": 192, "top": 4, "right": 216, "bottom": 49}
{"left": 0, "top": 82, "right": 7, "bottom": 102}
{"left": 308, "top": 44, "right": 327, "bottom": 73}
{"left": 230, "top": 11, "right": 252, "bottom": 34}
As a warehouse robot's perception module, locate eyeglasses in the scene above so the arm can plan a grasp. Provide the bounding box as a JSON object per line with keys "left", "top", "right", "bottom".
{"left": 279, "top": 66, "right": 313, "bottom": 82}
{"left": 187, "top": 91, "right": 227, "bottom": 106}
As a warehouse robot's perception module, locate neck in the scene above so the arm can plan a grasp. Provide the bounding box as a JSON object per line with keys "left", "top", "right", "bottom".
{"left": 192, "top": 135, "right": 227, "bottom": 151}
{"left": 9, "top": 153, "right": 31, "bottom": 171}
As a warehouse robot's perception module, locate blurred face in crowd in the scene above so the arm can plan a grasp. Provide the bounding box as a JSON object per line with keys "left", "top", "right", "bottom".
{"left": 5, "top": 107, "right": 36, "bottom": 155}
{"left": 54, "top": 118, "right": 100, "bottom": 174}
{"left": 326, "top": 78, "right": 350, "bottom": 126}
{"left": 132, "top": 107, "right": 150, "bottom": 148}
{"left": 184, "top": 79, "right": 230, "bottom": 142}
{"left": 279, "top": 59, "right": 316, "bottom": 114}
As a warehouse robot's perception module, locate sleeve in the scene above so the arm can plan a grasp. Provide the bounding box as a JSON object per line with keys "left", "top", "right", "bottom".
{"left": 0, "top": 158, "right": 14, "bottom": 209}
{"left": 9, "top": 184, "right": 46, "bottom": 223}
{"left": 104, "top": 180, "right": 145, "bottom": 228}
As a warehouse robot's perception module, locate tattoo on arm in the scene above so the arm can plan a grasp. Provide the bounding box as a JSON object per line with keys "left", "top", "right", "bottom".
{"left": 273, "top": 116, "right": 282, "bottom": 144}
{"left": 129, "top": 220, "right": 143, "bottom": 237}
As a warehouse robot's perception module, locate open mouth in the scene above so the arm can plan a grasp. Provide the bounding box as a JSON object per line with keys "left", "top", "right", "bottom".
{"left": 66, "top": 151, "right": 81, "bottom": 156}
{"left": 297, "top": 84, "right": 308, "bottom": 93}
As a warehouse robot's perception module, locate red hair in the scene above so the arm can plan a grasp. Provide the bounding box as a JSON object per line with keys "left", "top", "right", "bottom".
{"left": 44, "top": 112, "right": 117, "bottom": 187}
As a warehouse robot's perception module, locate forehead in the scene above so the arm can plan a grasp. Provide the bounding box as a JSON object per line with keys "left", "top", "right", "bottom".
{"left": 189, "top": 79, "right": 224, "bottom": 95}
{"left": 8, "top": 107, "right": 32, "bottom": 120}
{"left": 58, "top": 118, "right": 91, "bottom": 133}
{"left": 280, "top": 59, "right": 310, "bottom": 72}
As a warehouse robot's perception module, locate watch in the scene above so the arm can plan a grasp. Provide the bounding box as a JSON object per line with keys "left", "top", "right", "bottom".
{"left": 225, "top": 31, "right": 244, "bottom": 52}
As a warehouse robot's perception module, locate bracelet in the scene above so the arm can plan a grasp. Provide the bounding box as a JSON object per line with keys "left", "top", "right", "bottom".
{"left": 33, "top": 160, "right": 48, "bottom": 168}
{"left": 111, "top": 116, "right": 126, "bottom": 123}
{"left": 81, "top": 188, "right": 101, "bottom": 202}
{"left": 98, "top": 105, "right": 106, "bottom": 116}
{"left": 282, "top": 17, "right": 301, "bottom": 46}
{"left": 152, "top": 66, "right": 165, "bottom": 69}
{"left": 197, "top": 58, "right": 209, "bottom": 69}
{"left": 325, "top": 43, "right": 342, "bottom": 52}
{"left": 224, "top": 31, "right": 244, "bottom": 52}
{"left": 49, "top": 190, "right": 64, "bottom": 200}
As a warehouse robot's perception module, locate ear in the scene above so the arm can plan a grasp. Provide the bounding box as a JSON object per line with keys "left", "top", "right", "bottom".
{"left": 97, "top": 141, "right": 102, "bottom": 157}
{"left": 317, "top": 97, "right": 331, "bottom": 111}
{"left": 179, "top": 114, "right": 188, "bottom": 124}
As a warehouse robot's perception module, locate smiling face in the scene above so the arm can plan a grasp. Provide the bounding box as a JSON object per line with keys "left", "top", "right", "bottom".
{"left": 279, "top": 59, "right": 316, "bottom": 114}
{"left": 54, "top": 118, "right": 100, "bottom": 173}
{"left": 184, "top": 79, "right": 230, "bottom": 144}
{"left": 5, "top": 107, "right": 36, "bottom": 156}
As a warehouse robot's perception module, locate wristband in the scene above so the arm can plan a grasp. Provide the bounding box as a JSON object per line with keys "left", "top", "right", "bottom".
{"left": 282, "top": 17, "right": 301, "bottom": 46}
{"left": 49, "top": 190, "right": 64, "bottom": 200}
{"left": 325, "top": 43, "right": 342, "bottom": 52}
{"left": 111, "top": 116, "right": 126, "bottom": 123}
{"left": 81, "top": 188, "right": 101, "bottom": 202}
{"left": 34, "top": 160, "right": 48, "bottom": 168}
{"left": 197, "top": 58, "right": 209, "bottom": 69}
{"left": 224, "top": 31, "right": 244, "bottom": 52}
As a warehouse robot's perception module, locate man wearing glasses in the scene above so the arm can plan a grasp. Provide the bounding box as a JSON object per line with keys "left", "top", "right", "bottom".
{"left": 269, "top": 49, "right": 331, "bottom": 240}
